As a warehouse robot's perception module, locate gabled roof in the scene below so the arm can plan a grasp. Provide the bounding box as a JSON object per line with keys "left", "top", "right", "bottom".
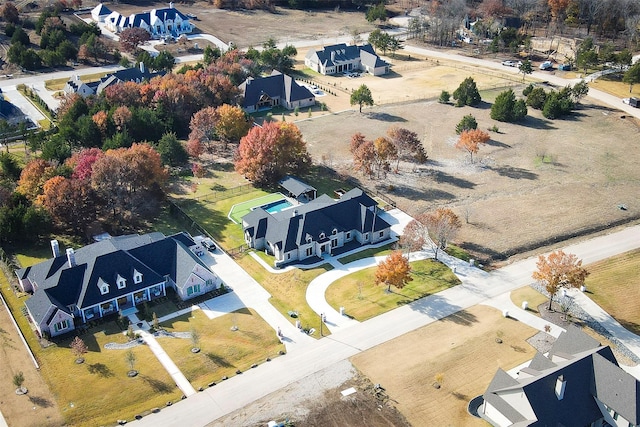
{"left": 279, "top": 176, "right": 316, "bottom": 198}
{"left": 238, "top": 71, "right": 314, "bottom": 109}
{"left": 483, "top": 327, "right": 640, "bottom": 427}
{"left": 19, "top": 232, "right": 209, "bottom": 324}
{"left": 91, "top": 3, "right": 112, "bottom": 17}
{"left": 360, "top": 48, "right": 389, "bottom": 69}
{"left": 243, "top": 188, "right": 389, "bottom": 253}
{"left": 306, "top": 43, "right": 385, "bottom": 70}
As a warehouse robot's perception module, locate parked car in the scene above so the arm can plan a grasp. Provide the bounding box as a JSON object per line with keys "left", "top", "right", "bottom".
{"left": 539, "top": 61, "right": 553, "bottom": 70}
{"left": 502, "top": 60, "right": 519, "bottom": 67}
{"left": 558, "top": 64, "right": 571, "bottom": 71}
{"left": 622, "top": 97, "right": 640, "bottom": 108}
{"left": 202, "top": 238, "right": 216, "bottom": 251}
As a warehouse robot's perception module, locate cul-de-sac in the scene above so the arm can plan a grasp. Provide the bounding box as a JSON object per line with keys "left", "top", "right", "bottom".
{"left": 1, "top": 0, "right": 640, "bottom": 426}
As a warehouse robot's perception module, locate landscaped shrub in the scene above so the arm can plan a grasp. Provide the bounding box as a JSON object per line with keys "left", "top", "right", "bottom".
{"left": 490, "top": 89, "right": 527, "bottom": 122}
{"left": 526, "top": 87, "right": 547, "bottom": 109}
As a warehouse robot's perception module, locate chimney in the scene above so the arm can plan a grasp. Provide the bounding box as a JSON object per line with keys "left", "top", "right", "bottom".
{"left": 292, "top": 209, "right": 298, "bottom": 217}
{"left": 169, "top": 1, "right": 174, "bottom": 8}
{"left": 139, "top": 61, "right": 145, "bottom": 73}
{"left": 51, "top": 240, "right": 60, "bottom": 258}
{"left": 331, "top": 51, "right": 336, "bottom": 61}
{"left": 555, "top": 375, "right": 566, "bottom": 400}
{"left": 66, "top": 248, "right": 76, "bottom": 268}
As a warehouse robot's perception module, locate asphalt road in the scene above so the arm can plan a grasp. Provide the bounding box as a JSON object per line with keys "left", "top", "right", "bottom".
{"left": 133, "top": 224, "right": 640, "bottom": 427}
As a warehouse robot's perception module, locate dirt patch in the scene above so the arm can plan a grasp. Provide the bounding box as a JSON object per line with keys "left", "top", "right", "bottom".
{"left": 350, "top": 305, "right": 538, "bottom": 426}
{"left": 0, "top": 299, "right": 64, "bottom": 427}
{"left": 207, "top": 359, "right": 409, "bottom": 427}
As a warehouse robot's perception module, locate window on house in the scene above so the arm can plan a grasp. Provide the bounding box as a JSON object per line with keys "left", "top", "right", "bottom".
{"left": 319, "top": 232, "right": 325, "bottom": 239}
{"left": 187, "top": 284, "right": 201, "bottom": 296}
{"left": 379, "top": 231, "right": 384, "bottom": 237}
{"left": 346, "top": 232, "right": 351, "bottom": 239}
{"left": 54, "top": 319, "right": 69, "bottom": 332}
{"left": 287, "top": 254, "right": 291, "bottom": 260}
{"left": 364, "top": 233, "right": 369, "bottom": 241}
{"left": 116, "top": 274, "right": 126, "bottom": 289}
{"left": 206, "top": 279, "right": 213, "bottom": 286}
{"left": 133, "top": 269, "right": 142, "bottom": 284}
{"left": 331, "top": 239, "right": 337, "bottom": 248}
{"left": 100, "top": 283, "right": 109, "bottom": 295}
{"left": 306, "top": 247, "right": 313, "bottom": 256}
{"left": 613, "top": 412, "right": 618, "bottom": 421}
{"left": 332, "top": 228, "right": 337, "bottom": 235}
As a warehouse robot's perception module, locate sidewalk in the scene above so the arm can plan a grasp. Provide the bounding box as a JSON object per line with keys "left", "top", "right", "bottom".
{"left": 203, "top": 249, "right": 316, "bottom": 352}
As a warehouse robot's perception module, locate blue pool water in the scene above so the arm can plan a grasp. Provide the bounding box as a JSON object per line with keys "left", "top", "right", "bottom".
{"left": 262, "top": 199, "right": 293, "bottom": 213}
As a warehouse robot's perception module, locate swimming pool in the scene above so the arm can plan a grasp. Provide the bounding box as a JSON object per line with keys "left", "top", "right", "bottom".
{"left": 261, "top": 199, "right": 293, "bottom": 214}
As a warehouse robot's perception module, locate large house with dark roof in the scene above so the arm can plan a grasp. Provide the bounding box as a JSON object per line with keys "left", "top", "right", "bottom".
{"left": 480, "top": 326, "right": 640, "bottom": 427}
{"left": 238, "top": 71, "right": 315, "bottom": 113}
{"left": 92, "top": 2, "right": 193, "bottom": 38}
{"left": 16, "top": 232, "right": 220, "bottom": 338}
{"left": 64, "top": 63, "right": 165, "bottom": 98}
{"left": 242, "top": 188, "right": 391, "bottom": 267}
{"left": 305, "top": 43, "right": 389, "bottom": 76}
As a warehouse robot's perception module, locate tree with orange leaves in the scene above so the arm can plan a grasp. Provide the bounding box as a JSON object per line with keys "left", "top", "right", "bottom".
{"left": 455, "top": 129, "right": 490, "bottom": 163}
{"left": 548, "top": 0, "right": 570, "bottom": 21}
{"left": 532, "top": 250, "right": 589, "bottom": 310}
{"left": 375, "top": 251, "right": 413, "bottom": 292}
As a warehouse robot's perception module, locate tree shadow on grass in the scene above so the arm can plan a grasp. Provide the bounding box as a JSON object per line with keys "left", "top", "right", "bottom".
{"left": 28, "top": 395, "right": 54, "bottom": 408}
{"left": 518, "top": 115, "right": 556, "bottom": 130}
{"left": 408, "top": 294, "right": 477, "bottom": 326}
{"left": 432, "top": 170, "right": 476, "bottom": 189}
{"left": 381, "top": 185, "right": 456, "bottom": 202}
{"left": 485, "top": 139, "right": 511, "bottom": 148}
{"left": 87, "top": 363, "right": 114, "bottom": 378}
{"left": 366, "top": 112, "right": 408, "bottom": 122}
{"left": 206, "top": 353, "right": 234, "bottom": 368}
{"left": 487, "top": 165, "right": 538, "bottom": 180}
{"left": 139, "top": 374, "right": 174, "bottom": 394}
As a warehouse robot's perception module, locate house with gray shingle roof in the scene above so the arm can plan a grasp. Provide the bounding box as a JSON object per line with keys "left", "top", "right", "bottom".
{"left": 238, "top": 71, "right": 315, "bottom": 113}
{"left": 64, "top": 62, "right": 165, "bottom": 98}
{"left": 305, "top": 43, "right": 389, "bottom": 76}
{"left": 242, "top": 188, "right": 391, "bottom": 267}
{"left": 16, "top": 232, "right": 220, "bottom": 338}
{"left": 480, "top": 326, "right": 640, "bottom": 427}
{"left": 97, "top": 2, "right": 193, "bottom": 38}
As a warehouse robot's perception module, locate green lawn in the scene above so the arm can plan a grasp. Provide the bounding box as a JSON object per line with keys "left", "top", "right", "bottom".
{"left": 337, "top": 243, "right": 396, "bottom": 265}
{"left": 236, "top": 254, "right": 333, "bottom": 335}
{"left": 585, "top": 248, "right": 640, "bottom": 335}
{"left": 159, "top": 308, "right": 284, "bottom": 390}
{"left": 228, "top": 192, "right": 286, "bottom": 223}
{"left": 326, "top": 259, "right": 460, "bottom": 321}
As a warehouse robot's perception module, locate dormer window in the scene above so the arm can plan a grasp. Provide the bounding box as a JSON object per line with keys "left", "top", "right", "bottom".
{"left": 133, "top": 269, "right": 143, "bottom": 284}
{"left": 332, "top": 228, "right": 337, "bottom": 235}
{"left": 306, "top": 234, "right": 312, "bottom": 243}
{"left": 116, "top": 274, "right": 126, "bottom": 289}
{"left": 98, "top": 278, "right": 109, "bottom": 295}
{"left": 319, "top": 232, "right": 326, "bottom": 239}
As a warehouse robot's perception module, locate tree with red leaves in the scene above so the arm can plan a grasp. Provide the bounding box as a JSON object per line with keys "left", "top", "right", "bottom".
{"left": 235, "top": 121, "right": 311, "bottom": 186}
{"left": 119, "top": 28, "right": 151, "bottom": 53}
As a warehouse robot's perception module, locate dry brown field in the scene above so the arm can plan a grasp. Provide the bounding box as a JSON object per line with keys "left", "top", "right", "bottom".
{"left": 295, "top": 84, "right": 640, "bottom": 264}
{"left": 100, "top": 1, "right": 377, "bottom": 49}
{"left": 350, "top": 305, "right": 537, "bottom": 426}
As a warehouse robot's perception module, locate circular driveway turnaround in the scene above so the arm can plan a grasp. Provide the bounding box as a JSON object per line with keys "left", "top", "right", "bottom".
{"left": 134, "top": 224, "right": 640, "bottom": 427}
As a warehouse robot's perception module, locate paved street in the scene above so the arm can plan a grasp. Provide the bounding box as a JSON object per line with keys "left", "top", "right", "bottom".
{"left": 134, "top": 224, "right": 640, "bottom": 427}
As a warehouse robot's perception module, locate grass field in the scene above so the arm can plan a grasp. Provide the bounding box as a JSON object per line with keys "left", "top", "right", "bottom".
{"left": 585, "top": 248, "right": 640, "bottom": 335}
{"left": 510, "top": 286, "right": 548, "bottom": 315}
{"left": 228, "top": 192, "right": 286, "bottom": 223}
{"left": 351, "top": 305, "right": 537, "bottom": 426}
{"left": 236, "top": 254, "right": 333, "bottom": 334}
{"left": 336, "top": 243, "right": 395, "bottom": 264}
{"left": 326, "top": 259, "right": 461, "bottom": 321}
{"left": 39, "top": 322, "right": 182, "bottom": 427}
{"left": 159, "top": 308, "right": 284, "bottom": 390}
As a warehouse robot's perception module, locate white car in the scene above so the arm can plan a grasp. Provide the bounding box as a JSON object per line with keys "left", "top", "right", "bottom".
{"left": 501, "top": 60, "right": 521, "bottom": 67}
